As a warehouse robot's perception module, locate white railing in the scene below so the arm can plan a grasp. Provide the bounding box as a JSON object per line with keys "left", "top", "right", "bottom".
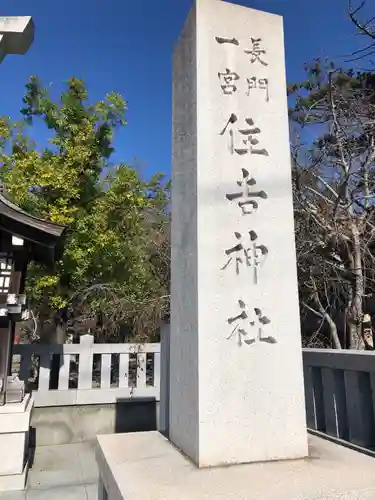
{"left": 17, "top": 332, "right": 375, "bottom": 452}
{"left": 12, "top": 335, "right": 161, "bottom": 407}
{"left": 303, "top": 348, "right": 375, "bottom": 450}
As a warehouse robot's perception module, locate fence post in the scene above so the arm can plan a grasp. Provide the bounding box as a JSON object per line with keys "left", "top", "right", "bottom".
{"left": 159, "top": 322, "right": 170, "bottom": 437}
{"left": 136, "top": 348, "right": 147, "bottom": 390}
{"left": 78, "top": 334, "right": 94, "bottom": 390}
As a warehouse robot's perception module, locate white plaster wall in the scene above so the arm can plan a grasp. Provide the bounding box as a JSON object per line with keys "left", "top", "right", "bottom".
{"left": 171, "top": 0, "right": 308, "bottom": 467}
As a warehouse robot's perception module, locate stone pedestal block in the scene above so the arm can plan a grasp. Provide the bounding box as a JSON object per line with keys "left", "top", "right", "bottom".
{"left": 96, "top": 431, "right": 375, "bottom": 500}
{"left": 0, "top": 393, "right": 33, "bottom": 491}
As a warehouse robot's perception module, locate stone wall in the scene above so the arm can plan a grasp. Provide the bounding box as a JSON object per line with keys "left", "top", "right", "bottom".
{"left": 30, "top": 401, "right": 159, "bottom": 446}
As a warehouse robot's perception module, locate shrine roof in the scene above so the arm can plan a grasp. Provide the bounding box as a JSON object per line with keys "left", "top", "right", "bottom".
{"left": 0, "top": 189, "right": 66, "bottom": 264}
{"left": 0, "top": 192, "right": 65, "bottom": 238}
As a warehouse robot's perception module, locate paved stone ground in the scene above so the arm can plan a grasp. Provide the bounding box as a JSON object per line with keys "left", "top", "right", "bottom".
{"left": 0, "top": 441, "right": 98, "bottom": 500}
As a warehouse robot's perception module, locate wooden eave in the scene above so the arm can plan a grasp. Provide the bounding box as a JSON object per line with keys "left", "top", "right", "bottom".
{"left": 0, "top": 193, "right": 66, "bottom": 263}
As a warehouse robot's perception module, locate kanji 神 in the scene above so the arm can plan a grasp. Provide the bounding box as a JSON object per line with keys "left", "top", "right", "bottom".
{"left": 215, "top": 36, "right": 239, "bottom": 46}
{"left": 244, "top": 37, "right": 268, "bottom": 66}
{"left": 218, "top": 68, "right": 240, "bottom": 95}
{"left": 247, "top": 76, "right": 269, "bottom": 102}
{"left": 221, "top": 232, "right": 250, "bottom": 275}
{"left": 226, "top": 168, "right": 268, "bottom": 215}
{"left": 227, "top": 301, "right": 275, "bottom": 346}
{"left": 221, "top": 230, "right": 268, "bottom": 282}
{"left": 248, "top": 230, "right": 268, "bottom": 284}
{"left": 219, "top": 114, "right": 269, "bottom": 156}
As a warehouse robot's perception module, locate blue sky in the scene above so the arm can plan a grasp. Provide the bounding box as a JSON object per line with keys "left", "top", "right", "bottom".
{"left": 0, "top": 0, "right": 370, "bottom": 180}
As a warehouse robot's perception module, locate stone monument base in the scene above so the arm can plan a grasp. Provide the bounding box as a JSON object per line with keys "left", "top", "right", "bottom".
{"left": 0, "top": 393, "right": 33, "bottom": 491}
{"left": 96, "top": 431, "right": 375, "bottom": 500}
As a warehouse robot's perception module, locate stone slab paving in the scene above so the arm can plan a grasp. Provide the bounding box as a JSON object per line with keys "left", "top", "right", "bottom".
{"left": 0, "top": 441, "right": 98, "bottom": 500}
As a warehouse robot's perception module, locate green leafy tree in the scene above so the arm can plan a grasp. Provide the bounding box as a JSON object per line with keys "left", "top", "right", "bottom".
{"left": 0, "top": 77, "right": 170, "bottom": 343}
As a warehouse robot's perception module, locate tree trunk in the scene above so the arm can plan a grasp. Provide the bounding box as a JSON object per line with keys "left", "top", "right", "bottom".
{"left": 54, "top": 322, "right": 67, "bottom": 344}
{"left": 324, "top": 312, "right": 341, "bottom": 349}
{"left": 310, "top": 282, "right": 342, "bottom": 349}
{"left": 50, "top": 309, "right": 68, "bottom": 389}
{"left": 349, "top": 222, "right": 365, "bottom": 349}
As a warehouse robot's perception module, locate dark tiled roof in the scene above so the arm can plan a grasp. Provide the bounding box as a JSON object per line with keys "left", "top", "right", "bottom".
{"left": 0, "top": 192, "right": 65, "bottom": 238}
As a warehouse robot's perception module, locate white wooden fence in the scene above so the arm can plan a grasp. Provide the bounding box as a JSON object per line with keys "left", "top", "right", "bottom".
{"left": 15, "top": 330, "right": 375, "bottom": 454}
{"left": 12, "top": 335, "right": 161, "bottom": 407}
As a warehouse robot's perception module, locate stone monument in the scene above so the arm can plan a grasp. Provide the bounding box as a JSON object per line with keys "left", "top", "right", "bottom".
{"left": 96, "top": 2, "right": 375, "bottom": 498}
{"left": 169, "top": 0, "right": 307, "bottom": 466}
{"left": 0, "top": 16, "right": 34, "bottom": 63}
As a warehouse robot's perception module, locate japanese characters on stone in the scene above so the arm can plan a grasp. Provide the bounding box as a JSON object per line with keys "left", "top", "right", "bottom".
{"left": 221, "top": 230, "right": 268, "bottom": 284}
{"left": 220, "top": 114, "right": 269, "bottom": 156}
{"left": 247, "top": 77, "right": 269, "bottom": 102}
{"left": 215, "top": 33, "right": 275, "bottom": 346}
{"left": 225, "top": 168, "right": 267, "bottom": 215}
{"left": 215, "top": 36, "right": 270, "bottom": 101}
{"left": 218, "top": 69, "right": 240, "bottom": 95}
{"left": 244, "top": 37, "right": 268, "bottom": 66}
{"left": 227, "top": 300, "right": 275, "bottom": 347}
